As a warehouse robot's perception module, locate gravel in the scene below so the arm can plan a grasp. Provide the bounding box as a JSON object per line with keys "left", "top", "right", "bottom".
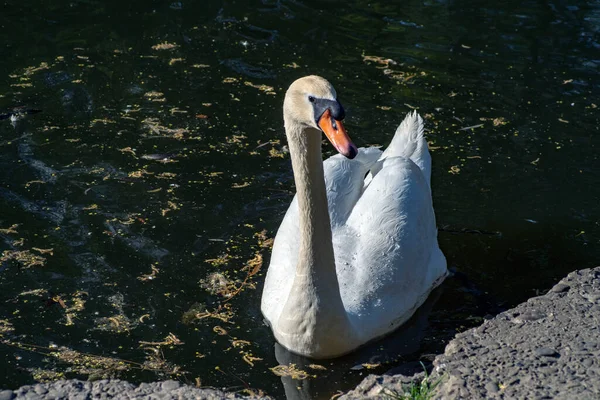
{"left": 341, "top": 266, "right": 600, "bottom": 400}
{"left": 6, "top": 380, "right": 272, "bottom": 399}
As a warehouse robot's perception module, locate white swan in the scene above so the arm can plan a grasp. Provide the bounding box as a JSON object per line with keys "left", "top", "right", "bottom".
{"left": 261, "top": 76, "right": 447, "bottom": 358}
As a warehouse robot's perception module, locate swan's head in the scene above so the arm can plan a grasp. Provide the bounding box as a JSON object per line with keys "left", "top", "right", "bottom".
{"left": 284, "top": 75, "right": 358, "bottom": 159}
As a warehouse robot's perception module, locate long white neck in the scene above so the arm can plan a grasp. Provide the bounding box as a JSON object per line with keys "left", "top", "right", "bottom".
{"left": 287, "top": 123, "right": 336, "bottom": 277}
{"left": 274, "top": 119, "right": 355, "bottom": 358}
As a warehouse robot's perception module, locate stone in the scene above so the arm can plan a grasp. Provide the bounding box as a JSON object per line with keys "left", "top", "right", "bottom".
{"left": 343, "top": 267, "right": 600, "bottom": 400}
{"left": 550, "top": 283, "right": 570, "bottom": 293}
{"left": 515, "top": 309, "right": 546, "bottom": 322}
{"left": 160, "top": 380, "right": 180, "bottom": 391}
{"left": 0, "top": 390, "right": 15, "bottom": 400}
{"left": 484, "top": 381, "right": 499, "bottom": 394}
{"left": 535, "top": 347, "right": 560, "bottom": 357}
{"left": 9, "top": 380, "right": 269, "bottom": 400}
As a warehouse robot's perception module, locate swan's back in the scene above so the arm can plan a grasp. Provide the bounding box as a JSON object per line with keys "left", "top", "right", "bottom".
{"left": 333, "top": 155, "right": 445, "bottom": 341}
{"left": 336, "top": 111, "right": 445, "bottom": 340}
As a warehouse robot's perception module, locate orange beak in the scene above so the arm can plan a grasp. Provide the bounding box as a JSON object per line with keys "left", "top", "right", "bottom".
{"left": 318, "top": 109, "right": 358, "bottom": 159}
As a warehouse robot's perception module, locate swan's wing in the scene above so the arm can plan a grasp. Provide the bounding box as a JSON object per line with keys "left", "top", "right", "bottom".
{"left": 323, "top": 146, "right": 382, "bottom": 226}
{"left": 376, "top": 111, "right": 432, "bottom": 188}
{"left": 339, "top": 156, "right": 447, "bottom": 339}
{"left": 261, "top": 194, "right": 299, "bottom": 324}
{"left": 335, "top": 112, "right": 444, "bottom": 339}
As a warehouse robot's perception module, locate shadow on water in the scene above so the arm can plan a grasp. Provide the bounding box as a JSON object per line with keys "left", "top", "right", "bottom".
{"left": 0, "top": 0, "right": 599, "bottom": 398}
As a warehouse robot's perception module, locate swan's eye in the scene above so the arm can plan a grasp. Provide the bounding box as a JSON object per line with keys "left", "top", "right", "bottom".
{"left": 308, "top": 96, "right": 315, "bottom": 103}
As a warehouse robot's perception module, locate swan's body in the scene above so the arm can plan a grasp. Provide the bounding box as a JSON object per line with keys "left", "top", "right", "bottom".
{"left": 261, "top": 76, "right": 447, "bottom": 358}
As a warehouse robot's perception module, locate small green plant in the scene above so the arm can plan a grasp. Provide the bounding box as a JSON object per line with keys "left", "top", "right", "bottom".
{"left": 382, "top": 363, "right": 444, "bottom": 400}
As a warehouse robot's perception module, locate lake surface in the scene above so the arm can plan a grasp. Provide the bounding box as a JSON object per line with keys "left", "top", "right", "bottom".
{"left": 1, "top": 0, "right": 599, "bottom": 398}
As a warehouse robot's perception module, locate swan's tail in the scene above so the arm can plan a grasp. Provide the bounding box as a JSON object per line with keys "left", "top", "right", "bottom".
{"left": 379, "top": 110, "right": 432, "bottom": 187}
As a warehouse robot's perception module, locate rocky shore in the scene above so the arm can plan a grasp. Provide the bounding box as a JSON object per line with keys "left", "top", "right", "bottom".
{"left": 342, "top": 267, "right": 600, "bottom": 399}
{"left": 0, "top": 380, "right": 272, "bottom": 400}
{"left": 4, "top": 267, "right": 599, "bottom": 400}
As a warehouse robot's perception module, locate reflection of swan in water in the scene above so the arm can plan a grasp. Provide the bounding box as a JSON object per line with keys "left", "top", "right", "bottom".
{"left": 273, "top": 285, "right": 444, "bottom": 400}
{"left": 261, "top": 75, "right": 447, "bottom": 358}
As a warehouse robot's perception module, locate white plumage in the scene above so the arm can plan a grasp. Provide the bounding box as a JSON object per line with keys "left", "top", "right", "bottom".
{"left": 261, "top": 76, "right": 447, "bottom": 358}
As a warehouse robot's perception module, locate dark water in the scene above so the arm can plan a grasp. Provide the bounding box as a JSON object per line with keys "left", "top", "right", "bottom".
{"left": 0, "top": 0, "right": 598, "bottom": 398}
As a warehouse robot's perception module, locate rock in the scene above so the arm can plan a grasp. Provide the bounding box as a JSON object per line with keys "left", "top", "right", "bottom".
{"left": 512, "top": 309, "right": 546, "bottom": 322}
{"left": 484, "top": 381, "right": 498, "bottom": 394}
{"left": 31, "top": 387, "right": 46, "bottom": 396}
{"left": 550, "top": 283, "right": 570, "bottom": 293}
{"left": 343, "top": 266, "right": 600, "bottom": 400}
{"left": 160, "top": 380, "right": 180, "bottom": 391}
{"left": 10, "top": 380, "right": 271, "bottom": 400}
{"left": 0, "top": 390, "right": 15, "bottom": 400}
{"left": 340, "top": 373, "right": 423, "bottom": 399}
{"left": 535, "top": 347, "right": 560, "bottom": 357}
